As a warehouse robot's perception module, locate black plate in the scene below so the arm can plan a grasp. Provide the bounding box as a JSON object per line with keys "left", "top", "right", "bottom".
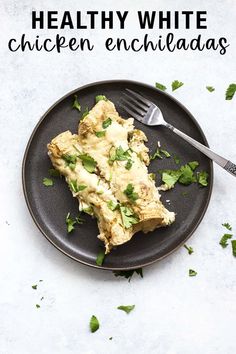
{"left": 22, "top": 80, "right": 213, "bottom": 270}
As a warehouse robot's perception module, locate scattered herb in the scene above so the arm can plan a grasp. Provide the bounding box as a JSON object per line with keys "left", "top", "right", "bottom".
{"left": 188, "top": 161, "right": 199, "bottom": 171}
{"left": 173, "top": 155, "right": 180, "bottom": 165}
{"left": 76, "top": 214, "right": 84, "bottom": 224}
{"left": 66, "top": 212, "right": 76, "bottom": 233}
{"left": 222, "top": 223, "right": 232, "bottom": 231}
{"left": 95, "top": 130, "right": 106, "bottom": 138}
{"left": 160, "top": 149, "right": 171, "bottom": 158}
{"left": 48, "top": 168, "right": 60, "bottom": 177}
{"left": 172, "top": 80, "right": 184, "bottom": 91}
{"left": 162, "top": 170, "right": 182, "bottom": 189}
{"left": 72, "top": 95, "right": 81, "bottom": 111}
{"left": 113, "top": 268, "right": 143, "bottom": 281}
{"left": 219, "top": 233, "right": 233, "bottom": 248}
{"left": 32, "top": 285, "right": 37, "bottom": 290}
{"left": 90, "top": 315, "right": 99, "bottom": 333}
{"left": 189, "top": 269, "right": 197, "bottom": 277}
{"left": 206, "top": 86, "right": 215, "bottom": 92}
{"left": 155, "top": 82, "right": 167, "bottom": 91}
{"left": 78, "top": 154, "right": 97, "bottom": 173}
{"left": 109, "top": 337, "right": 113, "bottom": 340}
{"left": 150, "top": 148, "right": 171, "bottom": 160}
{"left": 225, "top": 83, "right": 236, "bottom": 100}
{"left": 149, "top": 173, "right": 156, "bottom": 181}
{"left": 95, "top": 95, "right": 108, "bottom": 103}
{"left": 39, "top": 280, "right": 43, "bottom": 282}
{"left": 120, "top": 206, "right": 139, "bottom": 228}
{"left": 83, "top": 206, "right": 94, "bottom": 215}
{"left": 117, "top": 305, "right": 135, "bottom": 314}
{"left": 62, "top": 154, "right": 77, "bottom": 170}
{"left": 123, "top": 184, "right": 139, "bottom": 202}
{"left": 102, "top": 117, "right": 112, "bottom": 129}
{"left": 43, "top": 178, "right": 53, "bottom": 187}
{"left": 125, "top": 159, "right": 133, "bottom": 170}
{"left": 231, "top": 240, "right": 236, "bottom": 257}
{"left": 184, "top": 244, "right": 194, "bottom": 255}
{"left": 69, "top": 180, "right": 87, "bottom": 193}
{"left": 36, "top": 304, "right": 40, "bottom": 309}
{"left": 107, "top": 200, "right": 119, "bottom": 211}
{"left": 197, "top": 171, "right": 209, "bottom": 187}
{"left": 96, "top": 249, "right": 105, "bottom": 266}
{"left": 109, "top": 146, "right": 131, "bottom": 165}
{"left": 81, "top": 107, "right": 89, "bottom": 120}
{"left": 178, "top": 165, "right": 195, "bottom": 185}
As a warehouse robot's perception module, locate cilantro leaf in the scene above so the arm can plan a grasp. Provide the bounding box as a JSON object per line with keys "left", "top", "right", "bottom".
{"left": 222, "top": 223, "right": 232, "bottom": 231}
{"left": 36, "top": 304, "right": 40, "bottom": 309}
{"left": 117, "top": 305, "right": 135, "bottom": 314}
{"left": 172, "top": 80, "right": 184, "bottom": 91}
{"left": 113, "top": 268, "right": 143, "bottom": 281}
{"left": 107, "top": 200, "right": 119, "bottom": 211}
{"left": 95, "top": 95, "right": 108, "bottom": 103}
{"left": 150, "top": 148, "right": 163, "bottom": 160}
{"left": 48, "top": 168, "right": 60, "bottom": 177}
{"left": 62, "top": 154, "right": 77, "bottom": 170}
{"left": 226, "top": 83, "right": 236, "bottom": 100}
{"left": 109, "top": 146, "right": 131, "bottom": 165}
{"left": 197, "top": 171, "right": 208, "bottom": 187}
{"left": 78, "top": 154, "right": 97, "bottom": 173}
{"left": 160, "top": 149, "right": 171, "bottom": 158}
{"left": 72, "top": 94, "right": 81, "bottom": 111}
{"left": 162, "top": 170, "right": 181, "bottom": 188}
{"left": 188, "top": 161, "right": 199, "bottom": 171}
{"left": 66, "top": 213, "right": 76, "bottom": 233}
{"left": 206, "top": 86, "right": 215, "bottom": 92}
{"left": 219, "top": 233, "right": 233, "bottom": 248}
{"left": 184, "top": 244, "right": 194, "bottom": 255}
{"left": 189, "top": 269, "right": 197, "bottom": 277}
{"left": 155, "top": 82, "right": 167, "bottom": 91}
{"left": 125, "top": 159, "right": 133, "bottom": 170}
{"left": 102, "top": 117, "right": 112, "bottom": 129}
{"left": 149, "top": 173, "right": 156, "bottom": 180}
{"left": 81, "top": 107, "right": 89, "bottom": 120}
{"left": 96, "top": 249, "right": 105, "bottom": 266}
{"left": 95, "top": 130, "right": 106, "bottom": 138}
{"left": 75, "top": 214, "right": 84, "bottom": 224}
{"left": 32, "top": 285, "right": 37, "bottom": 290}
{"left": 178, "top": 165, "right": 194, "bottom": 185}
{"left": 90, "top": 315, "right": 99, "bottom": 333}
{"left": 69, "top": 181, "right": 87, "bottom": 193}
{"left": 43, "top": 178, "right": 53, "bottom": 187}
{"left": 120, "top": 206, "right": 139, "bottom": 228}
{"left": 123, "top": 184, "right": 139, "bottom": 202}
{"left": 231, "top": 240, "right": 236, "bottom": 257}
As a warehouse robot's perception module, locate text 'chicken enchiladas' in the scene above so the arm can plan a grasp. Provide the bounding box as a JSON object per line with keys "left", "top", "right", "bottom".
{"left": 47, "top": 98, "right": 175, "bottom": 253}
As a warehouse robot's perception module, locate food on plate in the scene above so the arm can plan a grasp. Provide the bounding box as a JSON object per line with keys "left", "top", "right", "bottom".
{"left": 47, "top": 98, "right": 175, "bottom": 253}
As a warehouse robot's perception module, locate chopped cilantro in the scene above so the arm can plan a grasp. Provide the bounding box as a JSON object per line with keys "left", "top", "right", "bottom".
{"left": 117, "top": 305, "right": 135, "bottom": 314}
{"left": 95, "top": 95, "right": 108, "bottom": 103}
{"left": 123, "top": 184, "right": 139, "bottom": 202}
{"left": 102, "top": 117, "right": 112, "bottom": 129}
{"left": 206, "top": 86, "right": 215, "bottom": 92}
{"left": 219, "top": 233, "right": 233, "bottom": 248}
{"left": 162, "top": 170, "right": 181, "bottom": 189}
{"left": 150, "top": 148, "right": 171, "bottom": 160}
{"left": 222, "top": 223, "right": 232, "bottom": 231}
{"left": 225, "top": 83, "right": 236, "bottom": 100}
{"left": 188, "top": 161, "right": 199, "bottom": 171}
{"left": 72, "top": 94, "right": 81, "bottom": 111}
{"left": 83, "top": 206, "right": 94, "bottom": 215}
{"left": 66, "top": 213, "right": 76, "bottom": 233}
{"left": 197, "top": 171, "right": 208, "bottom": 187}
{"left": 96, "top": 249, "right": 105, "bottom": 266}
{"left": 76, "top": 214, "right": 84, "bottom": 224}
{"left": 48, "top": 168, "right": 60, "bottom": 177}
{"left": 108, "top": 146, "right": 131, "bottom": 165}
{"left": 95, "top": 130, "right": 106, "bottom": 138}
{"left": 69, "top": 180, "right": 87, "bottom": 193}
{"left": 184, "top": 244, "right": 194, "bottom": 255}
{"left": 90, "top": 315, "right": 99, "bottom": 333}
{"left": 107, "top": 201, "right": 119, "bottom": 211}
{"left": 36, "top": 304, "right": 40, "bottom": 309}
{"left": 160, "top": 149, "right": 171, "bottom": 158}
{"left": 120, "top": 206, "right": 139, "bottom": 228}
{"left": 109, "top": 337, "right": 113, "bottom": 340}
{"left": 81, "top": 107, "right": 89, "bottom": 120}
{"left": 178, "top": 165, "right": 195, "bottom": 185}
{"left": 189, "top": 269, "right": 197, "bottom": 277}
{"left": 172, "top": 80, "right": 184, "bottom": 91}
{"left": 43, "top": 178, "right": 53, "bottom": 187}
{"left": 113, "top": 268, "right": 143, "bottom": 281}
{"left": 62, "top": 154, "right": 77, "bottom": 170}
{"left": 173, "top": 155, "right": 180, "bottom": 165}
{"left": 155, "top": 82, "right": 167, "bottom": 91}
{"left": 78, "top": 154, "right": 97, "bottom": 173}
{"left": 125, "top": 159, "right": 133, "bottom": 170}
{"left": 32, "top": 285, "right": 37, "bottom": 290}
{"left": 231, "top": 240, "right": 236, "bottom": 257}
{"left": 149, "top": 173, "right": 156, "bottom": 181}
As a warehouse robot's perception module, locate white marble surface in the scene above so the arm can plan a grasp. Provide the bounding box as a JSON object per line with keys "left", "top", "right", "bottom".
{"left": 1, "top": 0, "right": 236, "bottom": 353}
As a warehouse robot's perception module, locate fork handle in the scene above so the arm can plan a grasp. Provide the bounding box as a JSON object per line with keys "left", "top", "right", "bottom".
{"left": 165, "top": 123, "right": 236, "bottom": 177}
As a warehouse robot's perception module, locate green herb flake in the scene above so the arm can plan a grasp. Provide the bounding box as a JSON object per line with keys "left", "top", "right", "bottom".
{"left": 178, "top": 165, "right": 195, "bottom": 185}
{"left": 96, "top": 249, "right": 105, "bottom": 266}
{"left": 162, "top": 170, "right": 182, "bottom": 189}
{"left": 222, "top": 223, "right": 232, "bottom": 231}
{"left": 95, "top": 95, "right": 108, "bottom": 103}
{"left": 107, "top": 201, "right": 119, "bottom": 211}
{"left": 149, "top": 173, "right": 156, "bottom": 181}
{"left": 108, "top": 146, "right": 131, "bottom": 165}
{"left": 90, "top": 315, "right": 99, "bottom": 333}
{"left": 43, "top": 178, "right": 53, "bottom": 187}
{"left": 189, "top": 269, "right": 197, "bottom": 277}
{"left": 48, "top": 168, "right": 60, "bottom": 177}
{"left": 81, "top": 107, "right": 89, "bottom": 120}
{"left": 72, "top": 94, "right": 81, "bottom": 111}
{"left": 76, "top": 214, "right": 84, "bottom": 224}
{"left": 184, "top": 244, "right": 194, "bottom": 255}
{"left": 172, "top": 80, "right": 184, "bottom": 91}
{"left": 102, "top": 117, "right": 112, "bottom": 129}
{"left": 160, "top": 149, "right": 171, "bottom": 158}
{"left": 109, "top": 337, "right": 113, "bottom": 340}
{"left": 188, "top": 161, "right": 199, "bottom": 171}
{"left": 113, "top": 268, "right": 143, "bottom": 281}
{"left": 226, "top": 83, "right": 236, "bottom": 100}
{"left": 206, "top": 86, "right": 215, "bottom": 92}
{"left": 123, "top": 184, "right": 139, "bottom": 202}
{"left": 125, "top": 159, "right": 133, "bottom": 170}
{"left": 95, "top": 130, "right": 106, "bottom": 138}
{"left": 231, "top": 240, "right": 236, "bottom": 257}
{"left": 66, "top": 213, "right": 76, "bottom": 233}
{"left": 120, "top": 206, "right": 139, "bottom": 228}
{"left": 155, "top": 82, "right": 167, "bottom": 91}
{"left": 150, "top": 148, "right": 163, "bottom": 160}
{"left": 62, "top": 154, "right": 77, "bottom": 170}
{"left": 83, "top": 206, "right": 94, "bottom": 215}
{"left": 219, "top": 233, "right": 233, "bottom": 248}
{"left": 32, "top": 285, "right": 37, "bottom": 290}
{"left": 117, "top": 305, "right": 135, "bottom": 314}
{"left": 36, "top": 304, "right": 40, "bottom": 309}
{"left": 197, "top": 171, "right": 208, "bottom": 187}
{"left": 78, "top": 154, "right": 97, "bottom": 173}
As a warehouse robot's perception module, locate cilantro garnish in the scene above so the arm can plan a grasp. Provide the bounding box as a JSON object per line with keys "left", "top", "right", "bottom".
{"left": 81, "top": 107, "right": 89, "bottom": 120}
{"left": 48, "top": 168, "right": 60, "bottom": 177}
{"left": 222, "top": 223, "right": 232, "bottom": 231}
{"left": 117, "top": 305, "right": 135, "bottom": 314}
{"left": 162, "top": 170, "right": 182, "bottom": 189}
{"left": 72, "top": 94, "right": 81, "bottom": 111}
{"left": 43, "top": 178, "right": 53, "bottom": 187}
{"left": 155, "top": 82, "right": 167, "bottom": 91}
{"left": 96, "top": 249, "right": 105, "bottom": 266}
{"left": 150, "top": 148, "right": 171, "bottom": 160}
{"left": 125, "top": 159, "right": 133, "bottom": 170}
{"left": 188, "top": 161, "right": 199, "bottom": 171}
{"left": 90, "top": 315, "right": 99, "bottom": 333}
{"left": 189, "top": 269, "right": 197, "bottom": 277}
{"left": 66, "top": 213, "right": 76, "bottom": 233}
{"left": 178, "top": 165, "right": 195, "bottom": 185}
{"left": 32, "top": 285, "right": 37, "bottom": 290}
{"left": 184, "top": 244, "right": 194, "bottom": 255}
{"left": 231, "top": 240, "right": 236, "bottom": 257}
{"left": 36, "top": 304, "right": 40, "bottom": 309}
{"left": 102, "top": 117, "right": 112, "bottom": 129}
{"left": 108, "top": 146, "right": 131, "bottom": 165}
{"left": 95, "top": 95, "right": 108, "bottom": 103}
{"left": 120, "top": 206, "right": 139, "bottom": 228}
{"left": 113, "top": 268, "right": 143, "bottom": 281}
{"left": 83, "top": 206, "right": 94, "bottom": 215}
{"left": 219, "top": 233, "right": 233, "bottom": 248}
{"left": 95, "top": 130, "right": 106, "bottom": 138}
{"left": 149, "top": 173, "right": 156, "bottom": 180}
{"left": 172, "top": 80, "right": 184, "bottom": 91}
{"left": 197, "top": 171, "right": 209, "bottom": 187}
{"left": 62, "top": 154, "right": 77, "bottom": 170}
{"left": 206, "top": 86, "right": 215, "bottom": 92}
{"left": 107, "top": 201, "right": 119, "bottom": 211}
{"left": 78, "top": 154, "right": 97, "bottom": 173}
{"left": 76, "top": 214, "right": 84, "bottom": 224}
{"left": 225, "top": 83, "right": 236, "bottom": 100}
{"left": 123, "top": 184, "right": 139, "bottom": 202}
{"left": 69, "top": 180, "right": 87, "bottom": 193}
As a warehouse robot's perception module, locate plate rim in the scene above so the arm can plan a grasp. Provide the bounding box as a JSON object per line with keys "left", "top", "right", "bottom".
{"left": 22, "top": 79, "right": 214, "bottom": 271}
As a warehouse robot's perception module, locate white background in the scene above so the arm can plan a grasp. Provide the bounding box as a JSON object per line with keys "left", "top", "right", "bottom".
{"left": 1, "top": 1, "right": 236, "bottom": 353}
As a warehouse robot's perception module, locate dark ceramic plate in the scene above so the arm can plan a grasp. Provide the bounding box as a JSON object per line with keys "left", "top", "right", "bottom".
{"left": 22, "top": 80, "right": 213, "bottom": 270}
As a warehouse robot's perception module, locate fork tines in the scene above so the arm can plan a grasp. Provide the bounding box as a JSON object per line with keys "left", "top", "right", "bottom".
{"left": 119, "top": 89, "right": 151, "bottom": 120}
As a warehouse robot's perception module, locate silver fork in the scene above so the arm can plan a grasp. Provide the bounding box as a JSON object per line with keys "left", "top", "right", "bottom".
{"left": 120, "top": 89, "right": 236, "bottom": 177}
